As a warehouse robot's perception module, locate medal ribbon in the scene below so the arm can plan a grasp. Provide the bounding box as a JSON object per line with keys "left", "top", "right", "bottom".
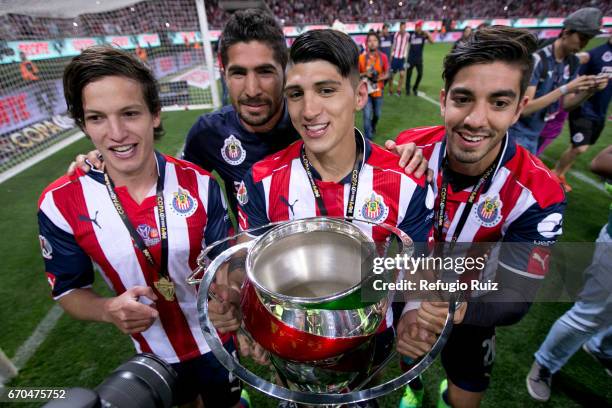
{"left": 103, "top": 156, "right": 171, "bottom": 297}
{"left": 300, "top": 135, "right": 364, "bottom": 218}
{"left": 436, "top": 157, "right": 498, "bottom": 244}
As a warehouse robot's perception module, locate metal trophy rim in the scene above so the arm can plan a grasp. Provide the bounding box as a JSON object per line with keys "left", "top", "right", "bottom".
{"left": 196, "top": 217, "right": 456, "bottom": 405}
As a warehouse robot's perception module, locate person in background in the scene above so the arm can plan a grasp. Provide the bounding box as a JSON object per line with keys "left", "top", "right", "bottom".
{"left": 527, "top": 144, "right": 612, "bottom": 402}
{"left": 388, "top": 21, "right": 409, "bottom": 97}
{"left": 551, "top": 35, "right": 611, "bottom": 192}
{"left": 405, "top": 20, "right": 434, "bottom": 96}
{"left": 507, "top": 7, "right": 606, "bottom": 155}
{"left": 359, "top": 31, "right": 389, "bottom": 140}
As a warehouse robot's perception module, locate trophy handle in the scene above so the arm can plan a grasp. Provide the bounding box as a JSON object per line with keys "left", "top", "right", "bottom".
{"left": 197, "top": 239, "right": 457, "bottom": 405}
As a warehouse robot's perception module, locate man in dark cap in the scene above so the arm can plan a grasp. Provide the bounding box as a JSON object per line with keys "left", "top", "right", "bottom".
{"left": 508, "top": 7, "right": 607, "bottom": 158}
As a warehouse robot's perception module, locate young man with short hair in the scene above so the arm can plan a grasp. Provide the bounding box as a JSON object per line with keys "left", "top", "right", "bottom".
{"left": 38, "top": 46, "right": 246, "bottom": 408}
{"left": 391, "top": 26, "right": 567, "bottom": 408}
{"left": 210, "top": 28, "right": 436, "bottom": 408}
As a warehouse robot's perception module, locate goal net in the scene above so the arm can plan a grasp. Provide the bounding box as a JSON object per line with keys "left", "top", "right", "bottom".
{"left": 0, "top": 0, "right": 220, "bottom": 180}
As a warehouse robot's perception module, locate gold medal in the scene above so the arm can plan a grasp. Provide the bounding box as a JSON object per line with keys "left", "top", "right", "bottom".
{"left": 154, "top": 277, "right": 175, "bottom": 301}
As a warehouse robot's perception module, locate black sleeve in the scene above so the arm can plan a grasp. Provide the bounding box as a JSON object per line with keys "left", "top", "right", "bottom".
{"left": 461, "top": 263, "right": 539, "bottom": 327}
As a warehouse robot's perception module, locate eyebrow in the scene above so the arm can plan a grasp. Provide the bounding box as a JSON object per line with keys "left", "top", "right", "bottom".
{"left": 450, "top": 87, "right": 517, "bottom": 99}
{"left": 84, "top": 104, "right": 143, "bottom": 114}
{"left": 284, "top": 79, "right": 342, "bottom": 92}
{"left": 227, "top": 63, "right": 278, "bottom": 72}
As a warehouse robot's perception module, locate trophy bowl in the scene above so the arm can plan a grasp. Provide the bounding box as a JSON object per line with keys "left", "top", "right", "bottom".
{"left": 192, "top": 217, "right": 456, "bottom": 405}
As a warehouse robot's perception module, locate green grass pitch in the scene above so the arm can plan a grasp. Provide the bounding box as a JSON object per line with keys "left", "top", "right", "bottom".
{"left": 1, "top": 40, "right": 611, "bottom": 407}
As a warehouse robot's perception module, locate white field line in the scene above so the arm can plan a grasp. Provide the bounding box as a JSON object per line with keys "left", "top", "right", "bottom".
{"left": 0, "top": 131, "right": 86, "bottom": 185}
{"left": 0, "top": 304, "right": 64, "bottom": 387}
{"left": 415, "top": 91, "right": 606, "bottom": 193}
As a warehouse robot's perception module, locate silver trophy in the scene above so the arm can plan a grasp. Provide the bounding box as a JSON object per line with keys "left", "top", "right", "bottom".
{"left": 190, "top": 217, "right": 455, "bottom": 406}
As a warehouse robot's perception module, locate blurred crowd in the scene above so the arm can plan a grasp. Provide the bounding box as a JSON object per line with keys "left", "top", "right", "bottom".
{"left": 1, "top": 0, "right": 611, "bottom": 40}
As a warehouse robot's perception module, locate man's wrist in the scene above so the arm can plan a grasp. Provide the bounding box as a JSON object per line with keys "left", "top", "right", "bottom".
{"left": 559, "top": 84, "right": 569, "bottom": 95}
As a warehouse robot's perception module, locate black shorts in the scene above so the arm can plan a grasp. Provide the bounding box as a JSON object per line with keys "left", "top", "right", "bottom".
{"left": 171, "top": 340, "right": 242, "bottom": 407}
{"left": 569, "top": 113, "right": 605, "bottom": 147}
{"left": 440, "top": 324, "right": 496, "bottom": 393}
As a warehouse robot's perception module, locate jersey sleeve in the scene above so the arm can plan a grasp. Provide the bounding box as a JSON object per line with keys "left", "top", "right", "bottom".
{"left": 203, "top": 178, "right": 231, "bottom": 259}
{"left": 236, "top": 168, "right": 270, "bottom": 237}
{"left": 38, "top": 210, "right": 94, "bottom": 299}
{"left": 499, "top": 199, "right": 566, "bottom": 279}
{"left": 182, "top": 116, "right": 213, "bottom": 172}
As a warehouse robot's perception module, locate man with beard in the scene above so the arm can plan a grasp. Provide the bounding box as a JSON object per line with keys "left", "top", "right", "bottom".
{"left": 389, "top": 26, "right": 567, "bottom": 408}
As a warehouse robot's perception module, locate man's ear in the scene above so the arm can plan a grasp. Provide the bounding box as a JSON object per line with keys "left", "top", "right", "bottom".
{"left": 439, "top": 88, "right": 446, "bottom": 117}
{"left": 356, "top": 80, "right": 369, "bottom": 111}
{"left": 511, "top": 94, "right": 530, "bottom": 125}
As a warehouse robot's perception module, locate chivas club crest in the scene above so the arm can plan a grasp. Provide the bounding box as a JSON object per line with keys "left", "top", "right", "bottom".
{"left": 473, "top": 194, "right": 503, "bottom": 227}
{"left": 136, "top": 224, "right": 161, "bottom": 246}
{"left": 236, "top": 180, "right": 248, "bottom": 205}
{"left": 39, "top": 235, "right": 53, "bottom": 259}
{"left": 171, "top": 186, "right": 198, "bottom": 217}
{"left": 221, "top": 135, "right": 246, "bottom": 166}
{"left": 360, "top": 193, "right": 389, "bottom": 223}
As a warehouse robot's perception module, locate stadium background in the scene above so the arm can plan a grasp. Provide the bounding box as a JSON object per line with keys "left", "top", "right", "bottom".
{"left": 0, "top": 0, "right": 611, "bottom": 406}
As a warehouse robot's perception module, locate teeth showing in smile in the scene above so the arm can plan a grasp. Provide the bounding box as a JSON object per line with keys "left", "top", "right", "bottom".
{"left": 460, "top": 133, "right": 484, "bottom": 142}
{"left": 111, "top": 144, "right": 135, "bottom": 153}
{"left": 305, "top": 124, "right": 328, "bottom": 131}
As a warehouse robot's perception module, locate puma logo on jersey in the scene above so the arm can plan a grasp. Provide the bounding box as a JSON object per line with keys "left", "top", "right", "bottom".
{"left": 78, "top": 210, "right": 101, "bottom": 229}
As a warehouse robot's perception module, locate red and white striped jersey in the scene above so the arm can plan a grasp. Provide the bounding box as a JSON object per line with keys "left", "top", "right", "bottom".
{"left": 395, "top": 126, "right": 566, "bottom": 282}
{"left": 38, "top": 152, "right": 231, "bottom": 363}
{"left": 392, "top": 31, "right": 409, "bottom": 59}
{"left": 237, "top": 131, "right": 435, "bottom": 327}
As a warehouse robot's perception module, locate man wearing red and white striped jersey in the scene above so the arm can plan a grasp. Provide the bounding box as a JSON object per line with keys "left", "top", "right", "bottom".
{"left": 390, "top": 27, "right": 567, "bottom": 408}
{"left": 388, "top": 21, "right": 410, "bottom": 96}
{"left": 39, "top": 153, "right": 231, "bottom": 362}
{"left": 38, "top": 46, "right": 245, "bottom": 408}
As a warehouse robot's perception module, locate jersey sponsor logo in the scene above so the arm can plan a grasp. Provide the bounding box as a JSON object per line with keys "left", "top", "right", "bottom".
{"left": 39, "top": 235, "right": 53, "bottom": 259}
{"left": 603, "top": 51, "right": 612, "bottom": 63}
{"left": 473, "top": 194, "right": 503, "bottom": 228}
{"left": 136, "top": 224, "right": 161, "bottom": 247}
{"left": 46, "top": 272, "right": 56, "bottom": 289}
{"left": 236, "top": 180, "right": 248, "bottom": 206}
{"left": 360, "top": 193, "right": 389, "bottom": 223}
{"left": 563, "top": 64, "right": 570, "bottom": 80}
{"left": 221, "top": 135, "right": 246, "bottom": 166}
{"left": 572, "top": 132, "right": 584, "bottom": 144}
{"left": 78, "top": 210, "right": 101, "bottom": 229}
{"left": 171, "top": 186, "right": 198, "bottom": 217}
{"left": 537, "top": 212, "right": 563, "bottom": 239}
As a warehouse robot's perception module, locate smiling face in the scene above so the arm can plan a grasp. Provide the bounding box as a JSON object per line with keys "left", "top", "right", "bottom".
{"left": 285, "top": 60, "right": 367, "bottom": 158}
{"left": 225, "top": 41, "right": 285, "bottom": 132}
{"left": 82, "top": 75, "right": 160, "bottom": 181}
{"left": 560, "top": 30, "right": 593, "bottom": 54}
{"left": 440, "top": 61, "right": 528, "bottom": 176}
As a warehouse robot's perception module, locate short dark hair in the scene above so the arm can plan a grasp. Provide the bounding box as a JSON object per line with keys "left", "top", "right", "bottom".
{"left": 366, "top": 31, "right": 380, "bottom": 45}
{"left": 443, "top": 26, "right": 537, "bottom": 98}
{"left": 63, "top": 45, "right": 164, "bottom": 138}
{"left": 219, "top": 9, "right": 288, "bottom": 70}
{"left": 289, "top": 29, "right": 360, "bottom": 85}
